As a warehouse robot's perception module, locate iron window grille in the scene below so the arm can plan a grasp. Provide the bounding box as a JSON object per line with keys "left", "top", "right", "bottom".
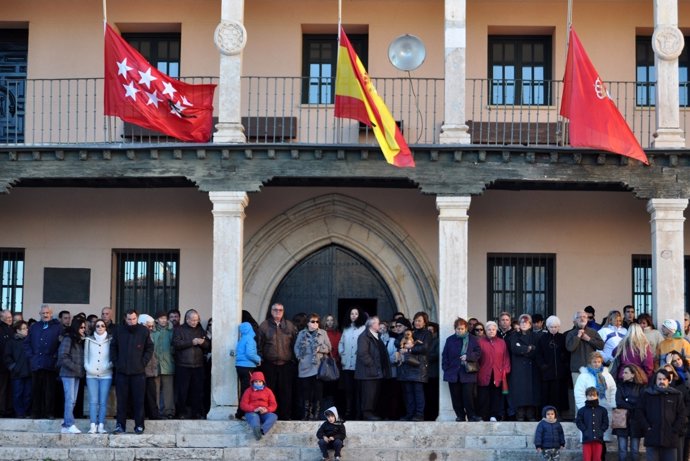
{"left": 0, "top": 248, "right": 24, "bottom": 313}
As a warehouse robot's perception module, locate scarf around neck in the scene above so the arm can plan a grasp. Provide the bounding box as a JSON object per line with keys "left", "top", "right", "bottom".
{"left": 586, "top": 366, "right": 607, "bottom": 397}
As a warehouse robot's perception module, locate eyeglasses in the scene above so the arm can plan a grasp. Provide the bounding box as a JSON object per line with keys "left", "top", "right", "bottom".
{"left": 272, "top": 308, "right": 284, "bottom": 312}
{"left": 309, "top": 320, "right": 319, "bottom": 324}
{"left": 474, "top": 328, "right": 484, "bottom": 332}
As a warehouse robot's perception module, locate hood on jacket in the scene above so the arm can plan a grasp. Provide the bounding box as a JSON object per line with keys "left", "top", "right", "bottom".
{"left": 324, "top": 405, "right": 339, "bottom": 420}
{"left": 251, "top": 371, "right": 266, "bottom": 383}
{"left": 239, "top": 322, "right": 255, "bottom": 338}
{"left": 541, "top": 405, "right": 557, "bottom": 419}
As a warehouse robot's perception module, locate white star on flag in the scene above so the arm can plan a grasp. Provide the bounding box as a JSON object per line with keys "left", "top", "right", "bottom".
{"left": 162, "top": 81, "right": 177, "bottom": 98}
{"left": 146, "top": 90, "right": 162, "bottom": 107}
{"left": 138, "top": 67, "right": 157, "bottom": 89}
{"left": 181, "top": 95, "right": 193, "bottom": 107}
{"left": 122, "top": 81, "right": 139, "bottom": 100}
{"left": 170, "top": 100, "right": 185, "bottom": 117}
{"left": 117, "top": 58, "right": 133, "bottom": 80}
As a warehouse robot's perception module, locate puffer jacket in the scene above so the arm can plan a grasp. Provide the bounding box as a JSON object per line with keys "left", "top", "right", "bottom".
{"left": 294, "top": 328, "right": 331, "bottom": 378}
{"left": 151, "top": 324, "right": 175, "bottom": 375}
{"left": 534, "top": 406, "right": 565, "bottom": 449}
{"left": 576, "top": 399, "right": 609, "bottom": 443}
{"left": 339, "top": 324, "right": 365, "bottom": 371}
{"left": 239, "top": 371, "right": 278, "bottom": 413}
{"left": 397, "top": 328, "right": 431, "bottom": 383}
{"left": 236, "top": 322, "right": 261, "bottom": 368}
{"left": 58, "top": 336, "right": 85, "bottom": 378}
{"left": 84, "top": 334, "right": 113, "bottom": 378}
{"left": 173, "top": 322, "right": 210, "bottom": 368}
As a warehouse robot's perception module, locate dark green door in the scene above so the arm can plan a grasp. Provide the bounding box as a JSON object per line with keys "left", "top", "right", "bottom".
{"left": 0, "top": 29, "right": 28, "bottom": 143}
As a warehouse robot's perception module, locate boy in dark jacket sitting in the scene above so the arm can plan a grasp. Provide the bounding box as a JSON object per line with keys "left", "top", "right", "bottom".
{"left": 534, "top": 405, "right": 565, "bottom": 460}
{"left": 576, "top": 387, "right": 609, "bottom": 461}
{"left": 316, "top": 406, "right": 346, "bottom": 461}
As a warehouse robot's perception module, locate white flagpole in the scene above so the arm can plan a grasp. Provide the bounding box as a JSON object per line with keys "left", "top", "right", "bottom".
{"left": 102, "top": 0, "right": 108, "bottom": 27}
{"left": 566, "top": 0, "right": 572, "bottom": 50}
{"left": 338, "top": 0, "right": 342, "bottom": 42}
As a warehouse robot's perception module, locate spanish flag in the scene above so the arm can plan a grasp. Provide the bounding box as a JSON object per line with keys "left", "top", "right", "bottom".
{"left": 334, "top": 27, "right": 415, "bottom": 168}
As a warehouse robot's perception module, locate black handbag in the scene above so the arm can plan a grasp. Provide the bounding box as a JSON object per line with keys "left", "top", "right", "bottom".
{"left": 317, "top": 355, "right": 340, "bottom": 381}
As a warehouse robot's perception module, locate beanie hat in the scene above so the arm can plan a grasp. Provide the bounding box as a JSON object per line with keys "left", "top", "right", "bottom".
{"left": 663, "top": 319, "right": 678, "bottom": 333}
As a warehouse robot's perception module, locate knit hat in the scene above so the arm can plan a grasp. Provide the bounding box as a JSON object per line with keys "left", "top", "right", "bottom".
{"left": 663, "top": 319, "right": 678, "bottom": 333}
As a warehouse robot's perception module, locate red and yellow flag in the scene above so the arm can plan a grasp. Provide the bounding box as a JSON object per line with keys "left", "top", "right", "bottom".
{"left": 334, "top": 27, "right": 415, "bottom": 168}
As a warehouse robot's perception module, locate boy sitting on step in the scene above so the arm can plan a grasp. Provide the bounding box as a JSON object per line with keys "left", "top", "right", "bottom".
{"left": 239, "top": 371, "right": 278, "bottom": 440}
{"left": 316, "top": 406, "right": 347, "bottom": 461}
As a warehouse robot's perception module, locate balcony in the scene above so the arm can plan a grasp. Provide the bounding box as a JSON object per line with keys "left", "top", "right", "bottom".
{"left": 0, "top": 76, "right": 685, "bottom": 148}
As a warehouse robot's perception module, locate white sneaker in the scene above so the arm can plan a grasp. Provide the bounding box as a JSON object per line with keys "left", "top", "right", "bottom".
{"left": 97, "top": 423, "right": 107, "bottom": 434}
{"left": 489, "top": 417, "right": 497, "bottom": 422}
{"left": 88, "top": 423, "right": 97, "bottom": 434}
{"left": 65, "top": 424, "right": 81, "bottom": 434}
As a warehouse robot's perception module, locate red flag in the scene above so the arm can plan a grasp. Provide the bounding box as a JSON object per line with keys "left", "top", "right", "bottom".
{"left": 560, "top": 27, "right": 649, "bottom": 164}
{"left": 104, "top": 23, "right": 216, "bottom": 143}
{"left": 335, "top": 28, "right": 415, "bottom": 167}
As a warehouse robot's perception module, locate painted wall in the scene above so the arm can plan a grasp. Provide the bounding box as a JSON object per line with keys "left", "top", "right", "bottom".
{"left": 0, "top": 185, "right": 681, "bottom": 328}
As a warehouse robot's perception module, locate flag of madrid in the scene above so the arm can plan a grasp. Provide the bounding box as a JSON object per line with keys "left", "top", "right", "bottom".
{"left": 104, "top": 23, "right": 216, "bottom": 142}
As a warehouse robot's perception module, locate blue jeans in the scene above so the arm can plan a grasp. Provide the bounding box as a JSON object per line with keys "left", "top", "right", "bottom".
{"left": 61, "top": 377, "right": 80, "bottom": 427}
{"left": 402, "top": 381, "right": 425, "bottom": 417}
{"left": 12, "top": 377, "right": 31, "bottom": 417}
{"left": 86, "top": 377, "right": 112, "bottom": 424}
{"left": 617, "top": 435, "right": 640, "bottom": 461}
{"left": 244, "top": 411, "right": 277, "bottom": 436}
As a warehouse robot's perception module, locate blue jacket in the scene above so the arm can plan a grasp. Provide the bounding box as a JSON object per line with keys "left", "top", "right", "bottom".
{"left": 576, "top": 399, "right": 609, "bottom": 444}
{"left": 23, "top": 319, "right": 61, "bottom": 371}
{"left": 441, "top": 333, "right": 481, "bottom": 384}
{"left": 236, "top": 322, "right": 261, "bottom": 368}
{"left": 534, "top": 406, "right": 565, "bottom": 449}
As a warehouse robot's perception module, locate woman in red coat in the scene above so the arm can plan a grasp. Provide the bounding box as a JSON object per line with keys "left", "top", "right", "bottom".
{"left": 477, "top": 321, "right": 511, "bottom": 421}
{"left": 239, "top": 371, "right": 278, "bottom": 440}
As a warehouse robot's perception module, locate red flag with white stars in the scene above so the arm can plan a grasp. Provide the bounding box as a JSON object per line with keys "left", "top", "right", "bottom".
{"left": 104, "top": 23, "right": 216, "bottom": 142}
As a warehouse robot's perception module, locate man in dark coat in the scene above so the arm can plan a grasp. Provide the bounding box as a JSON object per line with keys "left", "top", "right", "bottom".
{"left": 111, "top": 309, "right": 154, "bottom": 434}
{"left": 636, "top": 368, "right": 686, "bottom": 460}
{"left": 354, "top": 316, "right": 390, "bottom": 421}
{"left": 24, "top": 304, "right": 61, "bottom": 418}
{"left": 0, "top": 310, "right": 13, "bottom": 416}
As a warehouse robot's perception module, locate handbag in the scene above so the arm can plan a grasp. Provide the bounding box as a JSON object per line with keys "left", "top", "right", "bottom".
{"left": 463, "top": 361, "right": 479, "bottom": 373}
{"left": 317, "top": 355, "right": 340, "bottom": 381}
{"left": 611, "top": 408, "right": 628, "bottom": 429}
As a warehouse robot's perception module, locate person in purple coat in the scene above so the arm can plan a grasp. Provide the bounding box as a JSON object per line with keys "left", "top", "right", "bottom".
{"left": 442, "top": 317, "right": 482, "bottom": 421}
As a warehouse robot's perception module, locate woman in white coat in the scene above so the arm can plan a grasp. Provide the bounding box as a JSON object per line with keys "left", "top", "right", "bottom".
{"left": 574, "top": 351, "right": 617, "bottom": 443}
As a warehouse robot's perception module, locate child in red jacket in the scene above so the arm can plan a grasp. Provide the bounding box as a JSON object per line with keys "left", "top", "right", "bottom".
{"left": 239, "top": 371, "right": 278, "bottom": 440}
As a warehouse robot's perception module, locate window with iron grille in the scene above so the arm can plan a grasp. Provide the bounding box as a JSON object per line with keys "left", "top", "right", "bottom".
{"left": 301, "top": 33, "right": 368, "bottom": 104}
{"left": 0, "top": 248, "right": 24, "bottom": 313}
{"left": 123, "top": 33, "right": 181, "bottom": 78}
{"left": 114, "top": 249, "right": 179, "bottom": 316}
{"left": 487, "top": 253, "right": 555, "bottom": 321}
{"left": 631, "top": 254, "right": 652, "bottom": 315}
{"left": 488, "top": 36, "right": 553, "bottom": 106}
{"left": 636, "top": 36, "right": 689, "bottom": 107}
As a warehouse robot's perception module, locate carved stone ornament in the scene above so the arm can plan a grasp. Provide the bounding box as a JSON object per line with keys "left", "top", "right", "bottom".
{"left": 652, "top": 26, "right": 685, "bottom": 61}
{"left": 214, "top": 20, "right": 247, "bottom": 56}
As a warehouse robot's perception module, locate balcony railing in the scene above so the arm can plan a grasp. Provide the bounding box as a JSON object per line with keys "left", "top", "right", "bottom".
{"left": 0, "top": 76, "right": 684, "bottom": 148}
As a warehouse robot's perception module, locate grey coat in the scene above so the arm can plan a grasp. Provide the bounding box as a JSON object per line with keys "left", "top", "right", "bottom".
{"left": 294, "top": 328, "right": 331, "bottom": 378}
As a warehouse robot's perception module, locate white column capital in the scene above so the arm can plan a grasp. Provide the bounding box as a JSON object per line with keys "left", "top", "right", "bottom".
{"left": 647, "top": 198, "right": 689, "bottom": 216}
{"left": 209, "top": 191, "right": 249, "bottom": 216}
{"left": 436, "top": 196, "right": 472, "bottom": 219}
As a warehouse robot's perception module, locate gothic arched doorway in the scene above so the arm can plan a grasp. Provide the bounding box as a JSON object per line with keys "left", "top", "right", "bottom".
{"left": 269, "top": 244, "right": 397, "bottom": 327}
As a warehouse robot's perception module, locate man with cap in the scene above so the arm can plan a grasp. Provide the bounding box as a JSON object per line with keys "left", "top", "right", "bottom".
{"left": 657, "top": 319, "right": 690, "bottom": 367}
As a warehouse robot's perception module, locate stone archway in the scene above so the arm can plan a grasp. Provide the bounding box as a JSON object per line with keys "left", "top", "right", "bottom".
{"left": 243, "top": 193, "right": 438, "bottom": 321}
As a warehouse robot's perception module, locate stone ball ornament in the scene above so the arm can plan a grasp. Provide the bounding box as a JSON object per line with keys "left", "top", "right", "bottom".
{"left": 214, "top": 20, "right": 247, "bottom": 56}
{"left": 652, "top": 26, "right": 685, "bottom": 61}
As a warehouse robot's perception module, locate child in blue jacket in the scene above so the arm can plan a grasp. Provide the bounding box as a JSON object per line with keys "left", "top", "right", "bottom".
{"left": 534, "top": 405, "right": 565, "bottom": 460}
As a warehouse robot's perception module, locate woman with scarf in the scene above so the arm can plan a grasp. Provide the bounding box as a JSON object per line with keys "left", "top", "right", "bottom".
{"left": 613, "top": 364, "right": 647, "bottom": 461}
{"left": 294, "top": 313, "right": 331, "bottom": 420}
{"left": 84, "top": 319, "right": 113, "bottom": 433}
{"left": 575, "top": 351, "right": 617, "bottom": 444}
{"left": 611, "top": 323, "right": 654, "bottom": 381}
{"left": 666, "top": 351, "right": 690, "bottom": 461}
{"left": 442, "top": 317, "right": 482, "bottom": 421}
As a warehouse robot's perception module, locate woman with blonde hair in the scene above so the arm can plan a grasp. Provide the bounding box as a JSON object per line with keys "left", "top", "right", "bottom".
{"left": 612, "top": 323, "right": 654, "bottom": 381}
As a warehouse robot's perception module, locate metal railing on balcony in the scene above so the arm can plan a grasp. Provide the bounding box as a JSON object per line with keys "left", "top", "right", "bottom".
{"left": 0, "top": 76, "right": 685, "bottom": 148}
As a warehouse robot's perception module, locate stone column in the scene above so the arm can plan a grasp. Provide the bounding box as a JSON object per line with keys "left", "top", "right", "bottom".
{"left": 439, "top": 0, "right": 471, "bottom": 144}
{"left": 207, "top": 191, "right": 249, "bottom": 420}
{"left": 436, "top": 196, "right": 471, "bottom": 421}
{"left": 652, "top": 0, "right": 686, "bottom": 147}
{"left": 647, "top": 198, "right": 688, "bottom": 326}
{"left": 212, "top": 0, "right": 247, "bottom": 143}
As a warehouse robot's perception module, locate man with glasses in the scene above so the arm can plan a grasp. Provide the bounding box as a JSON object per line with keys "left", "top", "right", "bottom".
{"left": 258, "top": 303, "right": 297, "bottom": 420}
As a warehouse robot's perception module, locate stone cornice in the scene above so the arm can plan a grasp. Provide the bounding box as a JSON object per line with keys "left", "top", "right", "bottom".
{"left": 1, "top": 144, "right": 689, "bottom": 199}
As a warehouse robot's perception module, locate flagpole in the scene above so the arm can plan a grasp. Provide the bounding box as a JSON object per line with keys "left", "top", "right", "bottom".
{"left": 102, "top": 0, "right": 108, "bottom": 26}
{"left": 565, "top": 0, "right": 572, "bottom": 51}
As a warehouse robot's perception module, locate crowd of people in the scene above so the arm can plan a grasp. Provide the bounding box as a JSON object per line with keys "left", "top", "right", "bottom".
{"left": 0, "top": 304, "right": 213, "bottom": 434}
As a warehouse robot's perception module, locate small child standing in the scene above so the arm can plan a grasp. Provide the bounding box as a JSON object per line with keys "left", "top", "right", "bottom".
{"left": 534, "top": 405, "right": 565, "bottom": 460}
{"left": 239, "top": 371, "right": 278, "bottom": 440}
{"left": 316, "top": 406, "right": 347, "bottom": 461}
{"left": 576, "top": 387, "right": 609, "bottom": 461}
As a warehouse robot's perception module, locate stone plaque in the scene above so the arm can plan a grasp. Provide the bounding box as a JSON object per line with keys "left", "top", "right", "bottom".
{"left": 214, "top": 20, "right": 247, "bottom": 56}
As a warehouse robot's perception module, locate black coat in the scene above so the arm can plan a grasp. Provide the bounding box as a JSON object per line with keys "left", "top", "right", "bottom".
{"left": 636, "top": 385, "right": 686, "bottom": 448}
{"left": 354, "top": 329, "right": 391, "bottom": 380}
{"left": 576, "top": 400, "right": 609, "bottom": 443}
{"left": 173, "top": 323, "right": 210, "bottom": 368}
{"left": 3, "top": 335, "right": 30, "bottom": 379}
{"left": 0, "top": 323, "right": 12, "bottom": 373}
{"left": 613, "top": 381, "right": 644, "bottom": 438}
{"left": 110, "top": 323, "right": 154, "bottom": 375}
{"left": 316, "top": 420, "right": 347, "bottom": 441}
{"left": 508, "top": 330, "right": 540, "bottom": 407}
{"left": 536, "top": 332, "right": 569, "bottom": 381}
{"left": 396, "top": 328, "right": 430, "bottom": 383}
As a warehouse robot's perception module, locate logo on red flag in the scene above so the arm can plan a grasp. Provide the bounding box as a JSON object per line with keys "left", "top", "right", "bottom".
{"left": 560, "top": 27, "right": 649, "bottom": 165}
{"left": 104, "top": 23, "right": 216, "bottom": 143}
